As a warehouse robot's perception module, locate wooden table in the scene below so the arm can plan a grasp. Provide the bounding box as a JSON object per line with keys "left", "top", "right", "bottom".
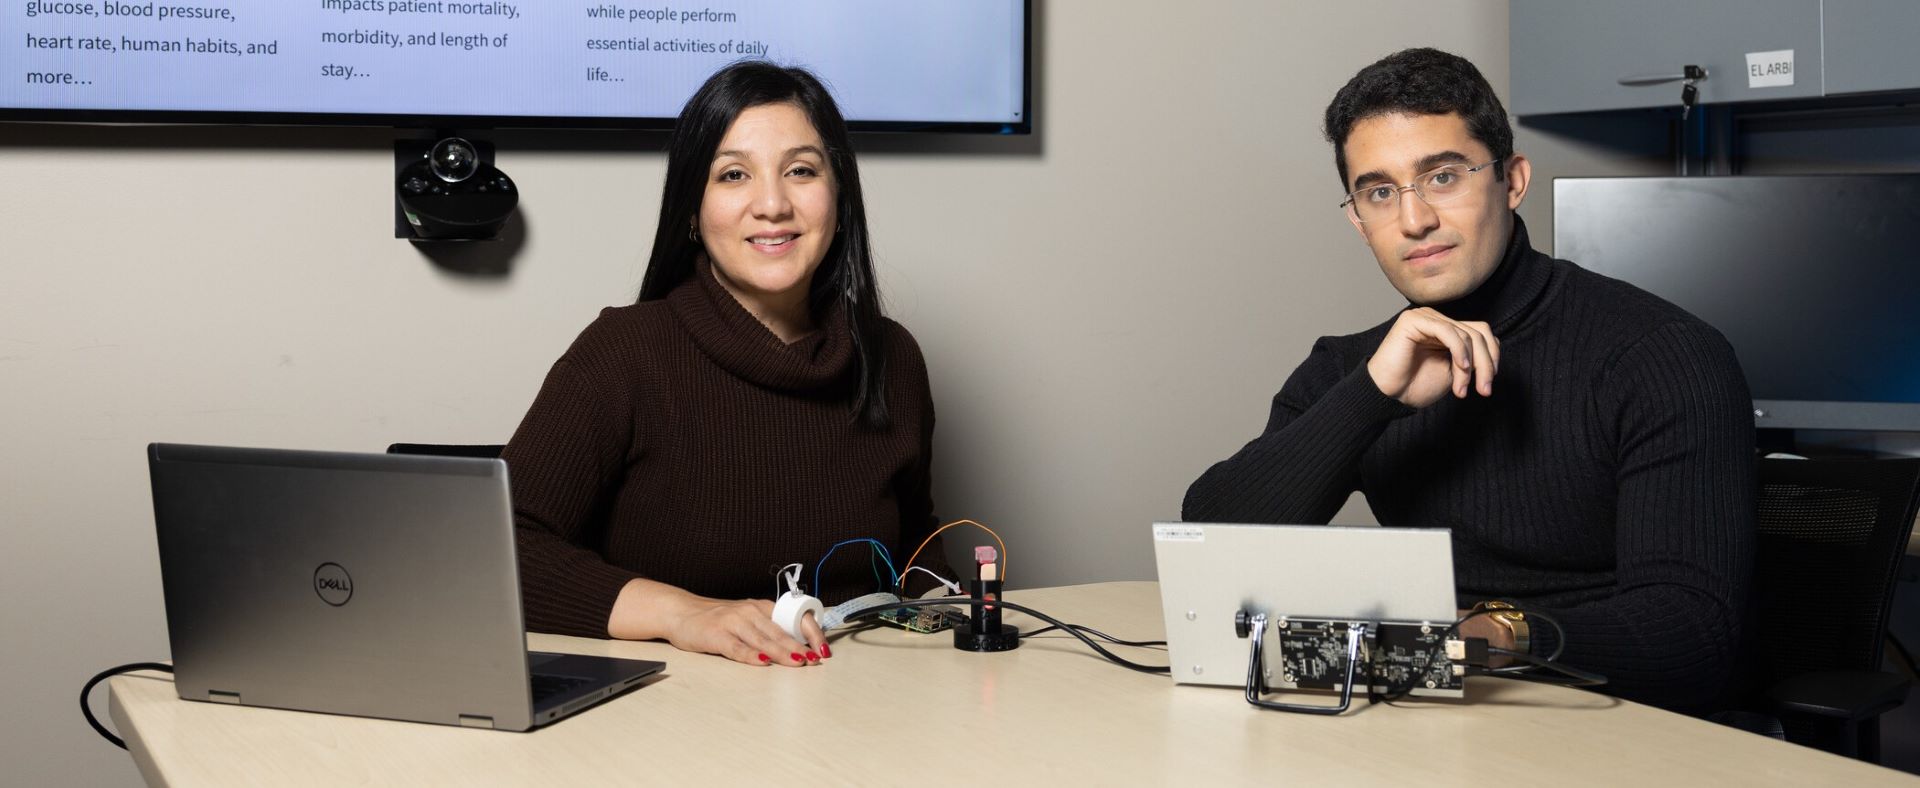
{"left": 110, "top": 582, "right": 1914, "bottom": 786}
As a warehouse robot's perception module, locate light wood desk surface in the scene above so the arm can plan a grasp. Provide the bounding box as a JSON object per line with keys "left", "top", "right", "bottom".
{"left": 111, "top": 581, "right": 1913, "bottom": 786}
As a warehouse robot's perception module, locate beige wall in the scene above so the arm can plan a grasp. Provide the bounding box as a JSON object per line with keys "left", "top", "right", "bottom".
{"left": 1, "top": 2, "right": 1664, "bottom": 784}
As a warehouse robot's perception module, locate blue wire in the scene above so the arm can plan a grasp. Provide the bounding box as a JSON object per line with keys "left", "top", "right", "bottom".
{"left": 868, "top": 541, "right": 898, "bottom": 585}
{"left": 815, "top": 538, "right": 898, "bottom": 595}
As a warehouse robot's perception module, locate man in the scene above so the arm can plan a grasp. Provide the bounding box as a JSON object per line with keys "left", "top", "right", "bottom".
{"left": 1182, "top": 48, "right": 1754, "bottom": 713}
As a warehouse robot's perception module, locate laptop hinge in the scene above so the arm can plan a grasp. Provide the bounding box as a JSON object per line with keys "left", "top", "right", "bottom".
{"left": 208, "top": 691, "right": 241, "bottom": 704}
{"left": 458, "top": 714, "right": 495, "bottom": 729}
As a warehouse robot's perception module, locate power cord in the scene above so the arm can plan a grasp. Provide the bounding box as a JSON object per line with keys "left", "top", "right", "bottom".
{"left": 845, "top": 597, "right": 1170, "bottom": 675}
{"left": 81, "top": 663, "right": 174, "bottom": 749}
{"left": 1483, "top": 648, "right": 1608, "bottom": 686}
{"left": 1022, "top": 624, "right": 1167, "bottom": 649}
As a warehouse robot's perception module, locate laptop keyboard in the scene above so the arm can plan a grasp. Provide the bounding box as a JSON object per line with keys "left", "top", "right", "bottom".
{"left": 531, "top": 673, "right": 594, "bottom": 703}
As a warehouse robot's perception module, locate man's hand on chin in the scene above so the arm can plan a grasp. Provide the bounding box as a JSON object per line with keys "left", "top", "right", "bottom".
{"left": 1368, "top": 307, "right": 1501, "bottom": 408}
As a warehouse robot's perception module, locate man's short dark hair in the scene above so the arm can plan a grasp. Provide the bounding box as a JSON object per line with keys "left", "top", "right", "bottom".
{"left": 1323, "top": 48, "right": 1513, "bottom": 189}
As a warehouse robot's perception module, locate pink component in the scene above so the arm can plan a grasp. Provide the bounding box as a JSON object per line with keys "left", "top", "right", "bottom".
{"left": 973, "top": 545, "right": 998, "bottom": 564}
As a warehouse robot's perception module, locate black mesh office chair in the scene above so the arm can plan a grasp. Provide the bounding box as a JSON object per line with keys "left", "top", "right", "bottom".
{"left": 386, "top": 443, "right": 505, "bottom": 459}
{"left": 1752, "top": 456, "right": 1920, "bottom": 762}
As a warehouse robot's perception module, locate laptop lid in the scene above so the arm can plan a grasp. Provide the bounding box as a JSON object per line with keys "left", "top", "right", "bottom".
{"left": 1151, "top": 522, "right": 1456, "bottom": 687}
{"left": 149, "top": 443, "right": 550, "bottom": 730}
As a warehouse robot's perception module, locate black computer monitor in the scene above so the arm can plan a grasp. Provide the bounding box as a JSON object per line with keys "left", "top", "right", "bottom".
{"left": 1555, "top": 174, "right": 1920, "bottom": 432}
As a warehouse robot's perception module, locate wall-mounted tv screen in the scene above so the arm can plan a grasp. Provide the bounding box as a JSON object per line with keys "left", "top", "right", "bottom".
{"left": 0, "top": 1, "right": 1030, "bottom": 132}
{"left": 1556, "top": 174, "right": 1920, "bottom": 433}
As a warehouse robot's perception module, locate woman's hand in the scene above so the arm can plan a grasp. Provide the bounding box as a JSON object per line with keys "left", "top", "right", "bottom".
{"left": 608, "top": 578, "right": 830, "bottom": 667}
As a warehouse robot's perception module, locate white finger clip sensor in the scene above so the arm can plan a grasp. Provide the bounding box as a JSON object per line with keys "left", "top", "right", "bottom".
{"left": 772, "top": 563, "right": 824, "bottom": 642}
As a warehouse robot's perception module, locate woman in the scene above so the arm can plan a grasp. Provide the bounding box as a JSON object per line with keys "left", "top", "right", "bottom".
{"left": 502, "top": 62, "right": 943, "bottom": 668}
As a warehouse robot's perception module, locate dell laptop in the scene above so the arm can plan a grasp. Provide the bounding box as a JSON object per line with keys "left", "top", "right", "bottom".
{"left": 147, "top": 443, "right": 664, "bottom": 731}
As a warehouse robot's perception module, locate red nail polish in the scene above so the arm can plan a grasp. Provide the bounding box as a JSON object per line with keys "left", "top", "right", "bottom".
{"left": 806, "top": 651, "right": 819, "bottom": 662}
{"left": 757, "top": 653, "right": 770, "bottom": 663}
{"left": 820, "top": 643, "right": 831, "bottom": 658}
{"left": 790, "top": 652, "right": 804, "bottom": 663}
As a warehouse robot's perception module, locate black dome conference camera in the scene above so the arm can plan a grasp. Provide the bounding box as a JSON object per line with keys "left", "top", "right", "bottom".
{"left": 428, "top": 136, "right": 480, "bottom": 182}
{"left": 396, "top": 137, "right": 517, "bottom": 241}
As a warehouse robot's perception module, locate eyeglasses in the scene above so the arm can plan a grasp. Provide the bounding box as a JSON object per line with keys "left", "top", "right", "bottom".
{"left": 1339, "top": 159, "right": 1503, "bottom": 223}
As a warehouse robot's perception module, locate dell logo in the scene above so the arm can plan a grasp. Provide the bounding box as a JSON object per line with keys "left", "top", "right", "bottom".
{"left": 314, "top": 563, "right": 353, "bottom": 606}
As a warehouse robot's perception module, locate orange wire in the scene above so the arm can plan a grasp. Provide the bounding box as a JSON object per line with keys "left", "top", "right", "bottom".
{"left": 898, "top": 519, "right": 1006, "bottom": 590}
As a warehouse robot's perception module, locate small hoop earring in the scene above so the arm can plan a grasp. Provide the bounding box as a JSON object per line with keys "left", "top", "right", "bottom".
{"left": 688, "top": 224, "right": 700, "bottom": 242}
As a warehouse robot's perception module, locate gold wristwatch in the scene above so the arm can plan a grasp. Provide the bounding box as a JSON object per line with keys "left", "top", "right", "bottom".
{"left": 1475, "top": 600, "right": 1531, "bottom": 654}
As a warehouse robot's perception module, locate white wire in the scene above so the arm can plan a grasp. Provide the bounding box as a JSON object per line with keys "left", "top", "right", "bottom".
{"left": 776, "top": 562, "right": 804, "bottom": 598}
{"left": 901, "top": 566, "right": 961, "bottom": 596}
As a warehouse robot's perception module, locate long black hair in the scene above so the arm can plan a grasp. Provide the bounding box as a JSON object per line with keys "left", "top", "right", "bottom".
{"left": 639, "top": 61, "right": 890, "bottom": 429}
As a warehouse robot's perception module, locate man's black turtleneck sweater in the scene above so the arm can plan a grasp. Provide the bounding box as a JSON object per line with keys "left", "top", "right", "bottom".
{"left": 1182, "top": 217, "right": 1755, "bottom": 712}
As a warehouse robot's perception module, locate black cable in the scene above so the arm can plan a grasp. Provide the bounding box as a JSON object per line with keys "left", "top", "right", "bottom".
{"left": 1445, "top": 605, "right": 1566, "bottom": 662}
{"left": 1484, "top": 648, "right": 1608, "bottom": 687}
{"left": 1511, "top": 608, "right": 1568, "bottom": 663}
{"left": 81, "top": 663, "right": 174, "bottom": 749}
{"left": 1446, "top": 603, "right": 1610, "bottom": 688}
{"left": 858, "top": 598, "right": 1169, "bottom": 674}
{"left": 845, "top": 598, "right": 1171, "bottom": 674}
{"left": 1021, "top": 624, "right": 1167, "bottom": 648}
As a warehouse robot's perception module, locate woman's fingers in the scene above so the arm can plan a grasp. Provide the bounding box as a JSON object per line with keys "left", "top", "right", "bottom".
{"left": 743, "top": 607, "right": 813, "bottom": 666}
{"left": 675, "top": 598, "right": 834, "bottom": 667}
{"left": 798, "top": 611, "right": 830, "bottom": 660}
{"left": 711, "top": 631, "right": 771, "bottom": 667}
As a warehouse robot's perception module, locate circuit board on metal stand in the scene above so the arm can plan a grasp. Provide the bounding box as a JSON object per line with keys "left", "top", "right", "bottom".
{"left": 1269, "top": 618, "right": 1464, "bottom": 698}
